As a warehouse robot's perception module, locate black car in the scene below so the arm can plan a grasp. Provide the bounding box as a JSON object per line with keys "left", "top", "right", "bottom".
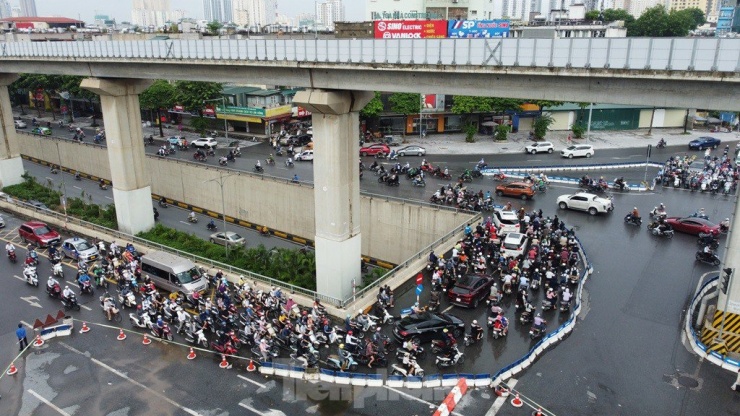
{"left": 393, "top": 312, "right": 465, "bottom": 344}
{"left": 289, "top": 134, "right": 313, "bottom": 146}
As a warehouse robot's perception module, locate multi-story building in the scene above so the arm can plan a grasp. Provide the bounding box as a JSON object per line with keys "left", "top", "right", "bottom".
{"left": 233, "top": 0, "right": 269, "bottom": 27}
{"left": 0, "top": 1, "right": 11, "bottom": 19}
{"left": 669, "top": 0, "right": 709, "bottom": 14}
{"left": 19, "top": 0, "right": 36, "bottom": 17}
{"left": 316, "top": 0, "right": 344, "bottom": 29}
{"left": 131, "top": 0, "right": 172, "bottom": 28}
{"left": 204, "top": 0, "right": 222, "bottom": 22}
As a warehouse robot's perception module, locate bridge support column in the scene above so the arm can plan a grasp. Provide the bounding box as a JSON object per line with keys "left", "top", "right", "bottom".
{"left": 0, "top": 74, "right": 25, "bottom": 188}
{"left": 293, "top": 89, "right": 373, "bottom": 302}
{"left": 81, "top": 78, "right": 154, "bottom": 235}
{"left": 703, "top": 204, "right": 740, "bottom": 355}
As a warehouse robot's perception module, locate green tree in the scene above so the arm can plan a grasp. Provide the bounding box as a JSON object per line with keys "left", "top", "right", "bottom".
{"left": 630, "top": 5, "right": 671, "bottom": 36}
{"left": 585, "top": 8, "right": 635, "bottom": 24}
{"left": 60, "top": 75, "right": 101, "bottom": 126}
{"left": 494, "top": 124, "right": 510, "bottom": 141}
{"left": 206, "top": 21, "right": 223, "bottom": 36}
{"left": 532, "top": 114, "right": 554, "bottom": 140}
{"left": 667, "top": 8, "right": 705, "bottom": 36}
{"left": 451, "top": 96, "right": 494, "bottom": 114}
{"left": 360, "top": 91, "right": 384, "bottom": 119}
{"left": 140, "top": 80, "right": 177, "bottom": 137}
{"left": 388, "top": 93, "right": 421, "bottom": 115}
{"left": 190, "top": 116, "right": 211, "bottom": 136}
{"left": 173, "top": 81, "right": 223, "bottom": 117}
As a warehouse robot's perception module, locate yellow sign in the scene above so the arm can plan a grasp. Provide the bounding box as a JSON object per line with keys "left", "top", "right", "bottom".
{"left": 265, "top": 105, "right": 292, "bottom": 118}
{"left": 216, "top": 113, "right": 262, "bottom": 123}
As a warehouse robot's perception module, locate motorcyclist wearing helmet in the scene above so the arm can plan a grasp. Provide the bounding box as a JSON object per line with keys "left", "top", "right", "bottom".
{"left": 442, "top": 328, "right": 457, "bottom": 357}
{"left": 345, "top": 330, "right": 359, "bottom": 353}
{"left": 631, "top": 207, "right": 640, "bottom": 221}
{"left": 533, "top": 313, "right": 546, "bottom": 331}
{"left": 355, "top": 310, "right": 370, "bottom": 331}
{"left": 103, "top": 293, "right": 118, "bottom": 321}
{"left": 63, "top": 285, "right": 74, "bottom": 302}
{"left": 471, "top": 320, "right": 483, "bottom": 341}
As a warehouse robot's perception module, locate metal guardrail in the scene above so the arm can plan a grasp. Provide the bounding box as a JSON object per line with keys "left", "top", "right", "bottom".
{"left": 0, "top": 37, "right": 737, "bottom": 74}
{"left": 361, "top": 191, "right": 478, "bottom": 215}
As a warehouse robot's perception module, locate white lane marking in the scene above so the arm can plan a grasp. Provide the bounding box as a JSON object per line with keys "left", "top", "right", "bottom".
{"left": 237, "top": 374, "right": 267, "bottom": 389}
{"left": 20, "top": 320, "right": 33, "bottom": 329}
{"left": 105, "top": 196, "right": 113, "bottom": 200}
{"left": 13, "top": 274, "right": 24, "bottom": 282}
{"left": 239, "top": 402, "right": 287, "bottom": 415}
{"left": 59, "top": 342, "right": 203, "bottom": 415}
{"left": 179, "top": 221, "right": 192, "bottom": 226}
{"left": 28, "top": 389, "right": 72, "bottom": 416}
{"left": 441, "top": 305, "right": 454, "bottom": 313}
{"left": 80, "top": 304, "right": 92, "bottom": 311}
{"left": 382, "top": 386, "right": 464, "bottom": 416}
{"left": 72, "top": 186, "right": 82, "bottom": 190}
{"left": 485, "top": 378, "right": 518, "bottom": 416}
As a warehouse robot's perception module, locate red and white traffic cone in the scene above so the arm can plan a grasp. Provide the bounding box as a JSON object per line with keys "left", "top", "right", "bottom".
{"left": 494, "top": 385, "right": 510, "bottom": 397}
{"left": 80, "top": 322, "right": 90, "bottom": 333}
{"left": 7, "top": 363, "right": 18, "bottom": 376}
{"left": 117, "top": 329, "right": 127, "bottom": 341}
{"left": 532, "top": 408, "right": 544, "bottom": 416}
{"left": 246, "top": 359, "right": 256, "bottom": 372}
{"left": 142, "top": 334, "right": 151, "bottom": 345}
{"left": 187, "top": 348, "right": 196, "bottom": 360}
{"left": 511, "top": 394, "right": 523, "bottom": 408}
{"left": 33, "top": 335, "right": 44, "bottom": 347}
{"left": 219, "top": 355, "right": 229, "bottom": 369}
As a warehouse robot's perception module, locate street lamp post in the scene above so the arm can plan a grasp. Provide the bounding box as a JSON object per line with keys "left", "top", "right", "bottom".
{"left": 50, "top": 140, "right": 68, "bottom": 222}
{"left": 203, "top": 171, "right": 235, "bottom": 256}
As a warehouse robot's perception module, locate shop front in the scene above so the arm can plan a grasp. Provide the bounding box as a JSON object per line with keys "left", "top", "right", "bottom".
{"left": 216, "top": 104, "right": 292, "bottom": 136}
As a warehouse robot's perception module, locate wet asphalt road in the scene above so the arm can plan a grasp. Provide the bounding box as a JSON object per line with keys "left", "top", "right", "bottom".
{"left": 5, "top": 137, "right": 740, "bottom": 414}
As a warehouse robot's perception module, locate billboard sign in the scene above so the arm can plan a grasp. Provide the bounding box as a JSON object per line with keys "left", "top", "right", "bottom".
{"left": 448, "top": 20, "right": 510, "bottom": 38}
{"left": 374, "top": 20, "right": 447, "bottom": 39}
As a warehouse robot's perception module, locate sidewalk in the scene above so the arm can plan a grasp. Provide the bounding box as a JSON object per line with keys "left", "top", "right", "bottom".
{"left": 400, "top": 128, "right": 740, "bottom": 156}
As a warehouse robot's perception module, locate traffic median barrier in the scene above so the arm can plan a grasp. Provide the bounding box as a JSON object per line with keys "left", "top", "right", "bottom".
{"left": 441, "top": 373, "right": 460, "bottom": 387}
{"left": 385, "top": 374, "right": 404, "bottom": 388}
{"left": 473, "top": 374, "right": 491, "bottom": 387}
{"left": 334, "top": 371, "right": 350, "bottom": 385}
{"left": 365, "top": 373, "right": 383, "bottom": 387}
{"left": 319, "top": 368, "right": 335, "bottom": 383}
{"left": 273, "top": 363, "right": 290, "bottom": 377}
{"left": 405, "top": 375, "right": 423, "bottom": 389}
{"left": 350, "top": 372, "right": 367, "bottom": 387}
{"left": 259, "top": 361, "right": 274, "bottom": 375}
{"left": 288, "top": 365, "right": 305, "bottom": 379}
{"left": 423, "top": 374, "right": 442, "bottom": 388}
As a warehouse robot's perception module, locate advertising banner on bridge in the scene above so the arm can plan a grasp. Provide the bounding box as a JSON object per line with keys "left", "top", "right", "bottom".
{"left": 373, "top": 20, "right": 447, "bottom": 39}
{"left": 447, "top": 20, "right": 510, "bottom": 38}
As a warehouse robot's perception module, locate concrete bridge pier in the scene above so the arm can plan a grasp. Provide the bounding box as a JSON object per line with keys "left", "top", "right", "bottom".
{"left": 0, "top": 74, "right": 25, "bottom": 188}
{"left": 81, "top": 78, "right": 154, "bottom": 235}
{"left": 293, "top": 89, "right": 373, "bottom": 302}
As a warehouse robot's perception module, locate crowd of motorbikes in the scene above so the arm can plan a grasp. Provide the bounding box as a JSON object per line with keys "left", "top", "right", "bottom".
{"left": 655, "top": 153, "right": 738, "bottom": 195}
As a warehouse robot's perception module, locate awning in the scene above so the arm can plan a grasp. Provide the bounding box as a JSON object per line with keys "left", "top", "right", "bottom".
{"left": 217, "top": 113, "right": 262, "bottom": 123}
{"left": 481, "top": 121, "right": 499, "bottom": 127}
{"left": 707, "top": 117, "right": 722, "bottom": 124}
{"left": 263, "top": 113, "right": 293, "bottom": 123}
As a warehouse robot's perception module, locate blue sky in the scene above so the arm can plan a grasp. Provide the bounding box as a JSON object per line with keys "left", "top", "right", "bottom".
{"left": 35, "top": 0, "right": 364, "bottom": 22}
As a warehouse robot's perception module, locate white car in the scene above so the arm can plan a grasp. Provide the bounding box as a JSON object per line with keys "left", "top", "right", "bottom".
{"left": 493, "top": 209, "right": 520, "bottom": 236}
{"left": 556, "top": 192, "right": 614, "bottom": 216}
{"left": 14, "top": 120, "right": 27, "bottom": 129}
{"left": 296, "top": 150, "right": 314, "bottom": 161}
{"left": 560, "top": 144, "right": 594, "bottom": 158}
{"left": 191, "top": 137, "right": 218, "bottom": 149}
{"left": 501, "top": 232, "right": 529, "bottom": 258}
{"left": 525, "top": 141, "right": 554, "bottom": 154}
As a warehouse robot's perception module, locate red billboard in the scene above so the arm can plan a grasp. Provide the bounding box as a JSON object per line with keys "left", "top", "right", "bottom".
{"left": 374, "top": 20, "right": 447, "bottom": 39}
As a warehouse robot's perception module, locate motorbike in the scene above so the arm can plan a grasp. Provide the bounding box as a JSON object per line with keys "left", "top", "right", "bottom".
{"left": 46, "top": 280, "right": 62, "bottom": 299}
{"left": 193, "top": 152, "right": 207, "bottom": 162}
{"left": 23, "top": 265, "right": 39, "bottom": 286}
{"left": 624, "top": 213, "right": 642, "bottom": 226}
{"left": 118, "top": 288, "right": 137, "bottom": 308}
{"left": 395, "top": 344, "right": 426, "bottom": 361}
{"left": 435, "top": 347, "right": 465, "bottom": 368}
{"left": 285, "top": 159, "right": 294, "bottom": 168}
{"left": 158, "top": 199, "right": 168, "bottom": 208}
{"left": 218, "top": 157, "right": 228, "bottom": 166}
{"left": 529, "top": 323, "right": 547, "bottom": 339}
{"left": 698, "top": 236, "right": 720, "bottom": 250}
{"left": 206, "top": 222, "right": 217, "bottom": 231}
{"left": 98, "top": 182, "right": 108, "bottom": 190}
{"left": 185, "top": 327, "right": 209, "bottom": 348}
{"left": 391, "top": 357, "right": 425, "bottom": 378}
{"left": 463, "top": 332, "right": 483, "bottom": 346}
{"left": 187, "top": 216, "right": 198, "bottom": 223}
{"left": 325, "top": 349, "right": 358, "bottom": 372}
{"left": 211, "top": 340, "right": 237, "bottom": 356}
{"left": 7, "top": 249, "right": 16, "bottom": 263}
{"left": 412, "top": 178, "right": 426, "bottom": 187}
{"left": 657, "top": 139, "right": 666, "bottom": 149}
{"left": 79, "top": 278, "right": 94, "bottom": 295}
{"left": 695, "top": 251, "right": 721, "bottom": 266}
{"left": 648, "top": 223, "right": 674, "bottom": 238}
{"left": 559, "top": 299, "right": 572, "bottom": 313}
{"left": 151, "top": 323, "right": 174, "bottom": 341}
{"left": 52, "top": 262, "right": 64, "bottom": 279}
{"left": 254, "top": 165, "right": 264, "bottom": 173}
{"left": 489, "top": 323, "right": 507, "bottom": 340}
{"left": 519, "top": 303, "right": 535, "bottom": 324}
{"left": 649, "top": 207, "right": 667, "bottom": 219}
{"left": 61, "top": 294, "right": 81, "bottom": 311}
{"left": 611, "top": 179, "right": 630, "bottom": 192}
{"left": 129, "top": 312, "right": 153, "bottom": 329}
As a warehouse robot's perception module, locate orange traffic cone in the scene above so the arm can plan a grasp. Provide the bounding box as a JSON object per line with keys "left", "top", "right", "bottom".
{"left": 219, "top": 355, "right": 229, "bottom": 369}
{"left": 246, "top": 359, "right": 256, "bottom": 372}
{"left": 532, "top": 408, "right": 544, "bottom": 416}
{"left": 142, "top": 334, "right": 151, "bottom": 345}
{"left": 6, "top": 363, "right": 18, "bottom": 376}
{"left": 80, "top": 322, "right": 90, "bottom": 333}
{"left": 511, "top": 393, "right": 523, "bottom": 408}
{"left": 33, "top": 335, "right": 44, "bottom": 347}
{"left": 187, "top": 348, "right": 196, "bottom": 360}
{"left": 117, "top": 329, "right": 127, "bottom": 341}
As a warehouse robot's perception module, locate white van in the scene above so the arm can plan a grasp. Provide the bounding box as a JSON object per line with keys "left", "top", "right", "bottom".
{"left": 140, "top": 251, "right": 208, "bottom": 295}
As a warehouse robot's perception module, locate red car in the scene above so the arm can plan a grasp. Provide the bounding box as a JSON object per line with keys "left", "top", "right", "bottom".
{"left": 18, "top": 221, "right": 61, "bottom": 247}
{"left": 360, "top": 143, "right": 390, "bottom": 157}
{"left": 665, "top": 216, "right": 720, "bottom": 236}
{"left": 447, "top": 274, "right": 494, "bottom": 308}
